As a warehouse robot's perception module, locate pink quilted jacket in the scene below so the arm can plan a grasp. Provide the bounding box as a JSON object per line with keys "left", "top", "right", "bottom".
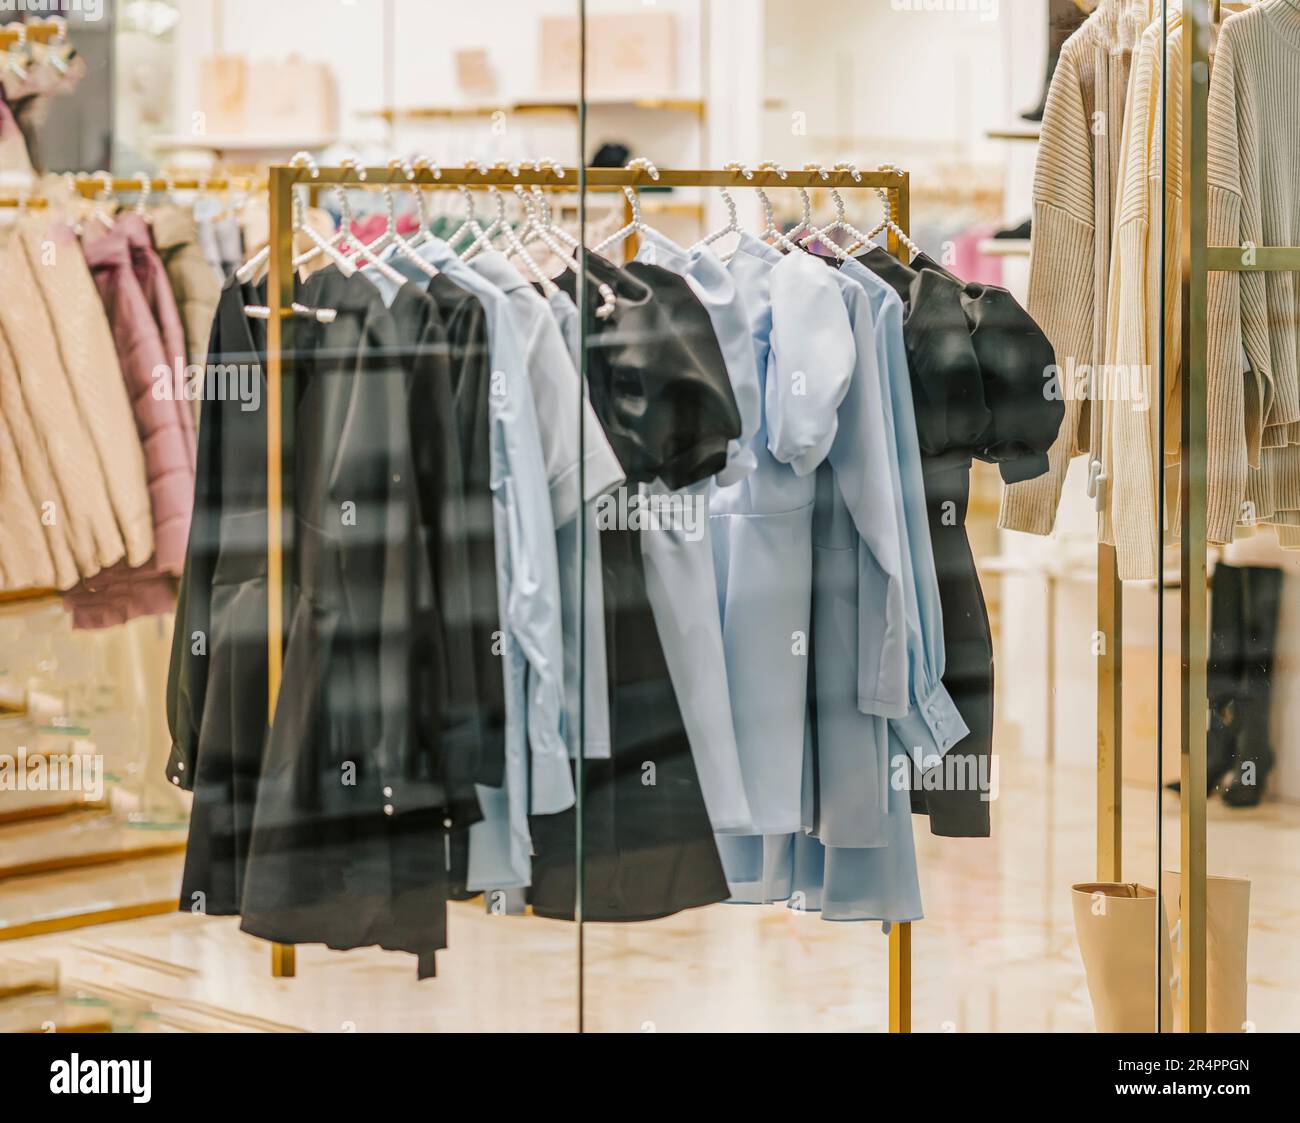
{"left": 120, "top": 213, "right": 196, "bottom": 464}
{"left": 65, "top": 220, "right": 197, "bottom": 627}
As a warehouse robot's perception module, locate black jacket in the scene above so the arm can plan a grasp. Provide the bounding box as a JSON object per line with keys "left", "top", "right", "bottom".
{"left": 167, "top": 270, "right": 474, "bottom": 974}
{"left": 856, "top": 247, "right": 1062, "bottom": 837}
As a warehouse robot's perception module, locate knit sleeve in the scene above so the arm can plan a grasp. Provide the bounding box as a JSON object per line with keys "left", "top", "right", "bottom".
{"left": 1103, "top": 25, "right": 1162, "bottom": 580}
{"left": 1205, "top": 29, "right": 1253, "bottom": 543}
{"left": 999, "top": 46, "right": 1095, "bottom": 536}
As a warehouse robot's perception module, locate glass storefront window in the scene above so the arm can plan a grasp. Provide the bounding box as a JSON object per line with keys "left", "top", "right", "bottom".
{"left": 0, "top": 0, "right": 1294, "bottom": 1062}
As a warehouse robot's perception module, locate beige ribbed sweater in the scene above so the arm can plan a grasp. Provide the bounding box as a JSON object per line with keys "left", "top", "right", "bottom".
{"left": 1000, "top": 0, "right": 1157, "bottom": 536}
{"left": 1206, "top": 0, "right": 1300, "bottom": 542}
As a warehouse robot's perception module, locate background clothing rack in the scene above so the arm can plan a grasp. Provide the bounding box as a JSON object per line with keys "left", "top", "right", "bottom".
{"left": 258, "top": 160, "right": 916, "bottom": 1031}
{"left": 1177, "top": 0, "right": 1300, "bottom": 1032}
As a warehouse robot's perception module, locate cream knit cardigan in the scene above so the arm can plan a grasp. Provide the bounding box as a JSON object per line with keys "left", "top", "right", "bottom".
{"left": 999, "top": 0, "right": 1157, "bottom": 537}
{"left": 1099, "top": 1, "right": 1300, "bottom": 577}
{"left": 1099, "top": 13, "right": 1186, "bottom": 580}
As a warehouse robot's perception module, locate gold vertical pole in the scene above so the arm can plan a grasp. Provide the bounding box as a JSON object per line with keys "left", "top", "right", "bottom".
{"left": 887, "top": 171, "right": 912, "bottom": 1034}
{"left": 1097, "top": 545, "right": 1123, "bottom": 880}
{"left": 888, "top": 922, "right": 912, "bottom": 1033}
{"left": 1179, "top": 0, "right": 1209, "bottom": 1033}
{"left": 266, "top": 164, "right": 297, "bottom": 980}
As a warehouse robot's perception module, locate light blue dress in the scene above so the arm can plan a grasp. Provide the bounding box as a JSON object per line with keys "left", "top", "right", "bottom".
{"left": 385, "top": 239, "right": 570, "bottom": 891}
{"left": 631, "top": 228, "right": 758, "bottom": 834}
{"left": 709, "top": 235, "right": 852, "bottom": 838}
{"left": 721, "top": 253, "right": 969, "bottom": 925}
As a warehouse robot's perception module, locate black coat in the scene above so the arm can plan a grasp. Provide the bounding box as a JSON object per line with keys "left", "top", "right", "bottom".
{"left": 167, "top": 270, "right": 475, "bottom": 976}
{"left": 856, "top": 248, "right": 1062, "bottom": 837}
{"left": 166, "top": 274, "right": 275, "bottom": 915}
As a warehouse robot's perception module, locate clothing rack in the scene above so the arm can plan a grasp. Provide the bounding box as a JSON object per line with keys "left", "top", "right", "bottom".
{"left": 1175, "top": 0, "right": 1300, "bottom": 1033}
{"left": 258, "top": 160, "right": 916, "bottom": 1030}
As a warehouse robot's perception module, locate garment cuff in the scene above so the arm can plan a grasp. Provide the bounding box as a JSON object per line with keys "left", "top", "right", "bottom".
{"left": 786, "top": 425, "right": 837, "bottom": 479}
{"left": 165, "top": 741, "right": 195, "bottom": 792}
{"left": 529, "top": 724, "right": 576, "bottom": 815}
{"left": 888, "top": 682, "right": 970, "bottom": 769}
{"left": 999, "top": 451, "right": 1051, "bottom": 485}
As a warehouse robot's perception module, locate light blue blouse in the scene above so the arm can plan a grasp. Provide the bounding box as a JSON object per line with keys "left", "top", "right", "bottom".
{"left": 386, "top": 240, "right": 571, "bottom": 891}
{"left": 840, "top": 255, "right": 968, "bottom": 768}
{"left": 631, "top": 229, "right": 756, "bottom": 834}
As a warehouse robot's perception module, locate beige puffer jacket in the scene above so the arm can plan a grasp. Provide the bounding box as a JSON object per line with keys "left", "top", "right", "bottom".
{"left": 18, "top": 221, "right": 154, "bottom": 567}
{"left": 0, "top": 330, "right": 58, "bottom": 590}
{"left": 0, "top": 221, "right": 150, "bottom": 588}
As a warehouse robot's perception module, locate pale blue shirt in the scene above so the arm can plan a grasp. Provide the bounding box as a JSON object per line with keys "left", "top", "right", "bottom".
{"left": 839, "top": 255, "right": 968, "bottom": 768}
{"left": 632, "top": 229, "right": 755, "bottom": 833}
{"left": 540, "top": 285, "right": 616, "bottom": 764}
{"left": 385, "top": 239, "right": 571, "bottom": 890}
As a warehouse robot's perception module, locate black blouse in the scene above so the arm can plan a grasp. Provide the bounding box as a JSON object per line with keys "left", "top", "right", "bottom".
{"left": 856, "top": 246, "right": 1062, "bottom": 484}
{"left": 556, "top": 251, "right": 741, "bottom": 486}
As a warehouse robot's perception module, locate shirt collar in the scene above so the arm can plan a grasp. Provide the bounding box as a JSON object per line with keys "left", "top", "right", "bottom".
{"left": 636, "top": 226, "right": 690, "bottom": 269}
{"left": 733, "top": 231, "right": 782, "bottom": 265}
{"left": 467, "top": 248, "right": 533, "bottom": 294}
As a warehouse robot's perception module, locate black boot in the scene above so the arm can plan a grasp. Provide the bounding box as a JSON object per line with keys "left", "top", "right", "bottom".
{"left": 1168, "top": 562, "right": 1244, "bottom": 795}
{"left": 1222, "top": 566, "right": 1283, "bottom": 808}
{"left": 1021, "top": 0, "right": 1089, "bottom": 123}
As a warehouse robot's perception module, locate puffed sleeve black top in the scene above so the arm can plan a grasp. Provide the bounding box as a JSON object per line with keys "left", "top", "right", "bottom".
{"left": 856, "top": 246, "right": 1063, "bottom": 484}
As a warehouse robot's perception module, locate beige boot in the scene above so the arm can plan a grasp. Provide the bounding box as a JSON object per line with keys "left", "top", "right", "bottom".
{"left": 1162, "top": 871, "right": 1251, "bottom": 1033}
{"left": 1071, "top": 882, "right": 1174, "bottom": 1032}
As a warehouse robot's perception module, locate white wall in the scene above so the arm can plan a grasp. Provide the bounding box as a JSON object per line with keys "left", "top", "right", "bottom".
{"left": 172, "top": 0, "right": 707, "bottom": 166}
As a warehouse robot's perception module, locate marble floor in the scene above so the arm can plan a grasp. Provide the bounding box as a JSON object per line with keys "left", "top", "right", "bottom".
{"left": 1, "top": 752, "right": 1297, "bottom": 1032}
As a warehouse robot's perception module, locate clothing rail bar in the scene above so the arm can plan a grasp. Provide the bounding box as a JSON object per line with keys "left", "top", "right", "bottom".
{"left": 261, "top": 160, "right": 914, "bottom": 1032}
{"left": 69, "top": 177, "right": 266, "bottom": 196}
{"left": 263, "top": 164, "right": 908, "bottom": 191}
{"left": 0, "top": 22, "right": 64, "bottom": 48}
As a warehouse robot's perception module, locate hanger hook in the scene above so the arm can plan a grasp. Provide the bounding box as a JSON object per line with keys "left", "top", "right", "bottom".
{"left": 133, "top": 172, "right": 152, "bottom": 217}
{"left": 392, "top": 157, "right": 427, "bottom": 230}
{"left": 289, "top": 150, "right": 322, "bottom": 177}
{"left": 621, "top": 157, "right": 659, "bottom": 224}
{"left": 334, "top": 156, "right": 367, "bottom": 227}
{"left": 287, "top": 152, "right": 321, "bottom": 226}
{"left": 412, "top": 155, "right": 442, "bottom": 181}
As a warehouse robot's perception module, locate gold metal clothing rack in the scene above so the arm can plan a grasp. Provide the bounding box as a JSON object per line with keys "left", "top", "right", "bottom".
{"left": 259, "top": 161, "right": 916, "bottom": 1030}
{"left": 1176, "top": 0, "right": 1300, "bottom": 1034}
